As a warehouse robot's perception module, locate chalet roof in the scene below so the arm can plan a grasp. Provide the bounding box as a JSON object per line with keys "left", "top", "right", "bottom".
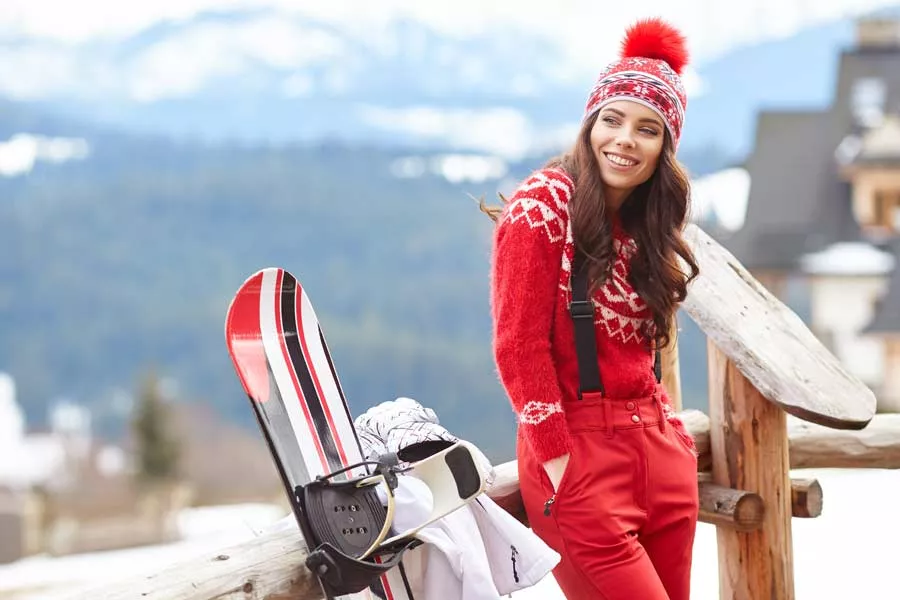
{"left": 722, "top": 41, "right": 900, "bottom": 271}
{"left": 718, "top": 111, "right": 861, "bottom": 271}
{"left": 864, "top": 241, "right": 900, "bottom": 335}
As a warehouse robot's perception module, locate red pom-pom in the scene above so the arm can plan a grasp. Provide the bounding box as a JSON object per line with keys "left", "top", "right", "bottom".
{"left": 620, "top": 17, "right": 688, "bottom": 75}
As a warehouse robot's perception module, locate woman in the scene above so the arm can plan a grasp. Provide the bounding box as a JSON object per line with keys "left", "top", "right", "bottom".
{"left": 486, "top": 17, "right": 701, "bottom": 600}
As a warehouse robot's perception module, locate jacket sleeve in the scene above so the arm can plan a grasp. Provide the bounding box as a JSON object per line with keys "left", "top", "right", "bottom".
{"left": 490, "top": 169, "right": 573, "bottom": 463}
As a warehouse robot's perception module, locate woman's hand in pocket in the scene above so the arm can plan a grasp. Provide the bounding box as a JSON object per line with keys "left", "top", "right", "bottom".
{"left": 542, "top": 453, "right": 570, "bottom": 492}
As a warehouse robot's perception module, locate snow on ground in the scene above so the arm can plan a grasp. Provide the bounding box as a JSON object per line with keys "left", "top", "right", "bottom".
{"left": 1, "top": 468, "right": 898, "bottom": 599}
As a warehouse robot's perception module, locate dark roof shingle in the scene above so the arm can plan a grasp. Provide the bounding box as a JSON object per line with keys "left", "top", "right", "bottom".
{"left": 719, "top": 111, "right": 861, "bottom": 270}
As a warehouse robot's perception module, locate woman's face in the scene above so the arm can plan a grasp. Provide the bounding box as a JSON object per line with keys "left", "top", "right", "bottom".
{"left": 589, "top": 100, "right": 666, "bottom": 210}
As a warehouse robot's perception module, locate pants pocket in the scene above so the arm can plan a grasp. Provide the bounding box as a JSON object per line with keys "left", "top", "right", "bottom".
{"left": 541, "top": 441, "right": 578, "bottom": 516}
{"left": 671, "top": 424, "right": 698, "bottom": 458}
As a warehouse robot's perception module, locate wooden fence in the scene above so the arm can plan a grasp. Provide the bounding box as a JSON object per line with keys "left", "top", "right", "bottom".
{"left": 73, "top": 224, "right": 894, "bottom": 600}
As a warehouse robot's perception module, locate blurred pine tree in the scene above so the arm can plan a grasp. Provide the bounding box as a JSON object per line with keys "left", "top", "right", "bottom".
{"left": 131, "top": 370, "right": 181, "bottom": 486}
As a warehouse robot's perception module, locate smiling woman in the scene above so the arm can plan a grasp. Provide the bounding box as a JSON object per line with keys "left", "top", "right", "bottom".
{"left": 484, "top": 16, "right": 701, "bottom": 600}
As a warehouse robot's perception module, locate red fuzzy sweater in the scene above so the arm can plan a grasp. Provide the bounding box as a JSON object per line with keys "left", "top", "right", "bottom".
{"left": 490, "top": 167, "right": 688, "bottom": 463}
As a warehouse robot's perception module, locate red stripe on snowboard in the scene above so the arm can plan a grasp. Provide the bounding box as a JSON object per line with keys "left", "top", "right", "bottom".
{"left": 294, "top": 280, "right": 351, "bottom": 468}
{"left": 272, "top": 269, "right": 329, "bottom": 472}
{"left": 224, "top": 271, "right": 269, "bottom": 403}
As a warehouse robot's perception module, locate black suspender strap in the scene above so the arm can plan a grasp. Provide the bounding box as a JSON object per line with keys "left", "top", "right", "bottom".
{"left": 570, "top": 252, "right": 603, "bottom": 397}
{"left": 569, "top": 251, "right": 663, "bottom": 400}
{"left": 654, "top": 347, "right": 662, "bottom": 383}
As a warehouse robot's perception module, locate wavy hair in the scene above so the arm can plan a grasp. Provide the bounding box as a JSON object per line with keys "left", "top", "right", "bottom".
{"left": 482, "top": 112, "right": 699, "bottom": 349}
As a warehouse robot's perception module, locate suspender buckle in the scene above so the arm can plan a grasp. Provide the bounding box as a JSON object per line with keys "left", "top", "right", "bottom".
{"left": 569, "top": 300, "right": 594, "bottom": 319}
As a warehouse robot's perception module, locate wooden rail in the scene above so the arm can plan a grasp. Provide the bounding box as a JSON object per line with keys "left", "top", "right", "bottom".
{"left": 70, "top": 524, "right": 317, "bottom": 600}
{"left": 673, "top": 410, "right": 900, "bottom": 472}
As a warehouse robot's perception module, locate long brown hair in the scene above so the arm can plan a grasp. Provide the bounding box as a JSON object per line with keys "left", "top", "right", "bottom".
{"left": 482, "top": 112, "right": 699, "bottom": 349}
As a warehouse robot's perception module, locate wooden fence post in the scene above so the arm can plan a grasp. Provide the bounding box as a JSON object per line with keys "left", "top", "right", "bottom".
{"left": 708, "top": 340, "right": 795, "bottom": 600}
{"left": 661, "top": 316, "right": 683, "bottom": 411}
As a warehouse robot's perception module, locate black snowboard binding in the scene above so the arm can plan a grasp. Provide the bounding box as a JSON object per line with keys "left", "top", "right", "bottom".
{"left": 295, "top": 441, "right": 488, "bottom": 599}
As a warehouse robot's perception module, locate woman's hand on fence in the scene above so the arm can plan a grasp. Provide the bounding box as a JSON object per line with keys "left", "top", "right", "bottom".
{"left": 543, "top": 453, "right": 570, "bottom": 491}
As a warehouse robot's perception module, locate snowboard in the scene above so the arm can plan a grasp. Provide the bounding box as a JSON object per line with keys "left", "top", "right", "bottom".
{"left": 224, "top": 268, "right": 487, "bottom": 600}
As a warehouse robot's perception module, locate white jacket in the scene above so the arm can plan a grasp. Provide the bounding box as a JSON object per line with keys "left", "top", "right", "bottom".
{"left": 356, "top": 398, "right": 560, "bottom": 600}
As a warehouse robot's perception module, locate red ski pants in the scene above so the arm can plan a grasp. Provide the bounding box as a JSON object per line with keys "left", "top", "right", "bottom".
{"left": 518, "top": 388, "right": 699, "bottom": 600}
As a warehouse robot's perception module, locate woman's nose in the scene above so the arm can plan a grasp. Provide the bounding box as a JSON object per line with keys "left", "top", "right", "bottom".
{"left": 615, "top": 131, "right": 636, "bottom": 148}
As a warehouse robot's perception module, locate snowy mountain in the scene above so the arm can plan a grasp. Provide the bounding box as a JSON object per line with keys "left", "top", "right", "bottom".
{"left": 0, "top": 6, "right": 894, "bottom": 158}
{"left": 0, "top": 9, "right": 584, "bottom": 159}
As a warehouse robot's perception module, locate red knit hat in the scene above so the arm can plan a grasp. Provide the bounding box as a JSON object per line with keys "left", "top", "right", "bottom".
{"left": 583, "top": 18, "right": 689, "bottom": 147}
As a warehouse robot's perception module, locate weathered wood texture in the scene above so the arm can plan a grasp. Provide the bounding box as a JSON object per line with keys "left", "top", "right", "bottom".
{"left": 697, "top": 473, "right": 823, "bottom": 521}
{"left": 681, "top": 224, "right": 876, "bottom": 429}
{"left": 67, "top": 525, "right": 320, "bottom": 600}
{"left": 697, "top": 482, "right": 764, "bottom": 531}
{"left": 790, "top": 478, "right": 823, "bottom": 519}
{"left": 709, "top": 341, "right": 795, "bottom": 600}
{"left": 661, "top": 319, "right": 683, "bottom": 411}
{"left": 787, "top": 413, "right": 900, "bottom": 469}
{"left": 681, "top": 410, "right": 712, "bottom": 471}
{"left": 681, "top": 409, "right": 900, "bottom": 470}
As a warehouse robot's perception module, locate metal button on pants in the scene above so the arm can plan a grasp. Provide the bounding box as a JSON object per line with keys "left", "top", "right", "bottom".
{"left": 517, "top": 389, "right": 699, "bottom": 600}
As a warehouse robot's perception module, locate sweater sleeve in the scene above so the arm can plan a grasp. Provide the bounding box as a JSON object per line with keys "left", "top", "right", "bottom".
{"left": 490, "top": 169, "right": 573, "bottom": 463}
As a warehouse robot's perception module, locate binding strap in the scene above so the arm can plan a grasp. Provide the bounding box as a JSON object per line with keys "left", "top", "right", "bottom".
{"left": 569, "top": 251, "right": 662, "bottom": 399}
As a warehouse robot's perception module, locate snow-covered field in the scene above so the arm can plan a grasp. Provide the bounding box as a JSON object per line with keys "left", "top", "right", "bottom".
{"left": 1, "top": 468, "right": 897, "bottom": 600}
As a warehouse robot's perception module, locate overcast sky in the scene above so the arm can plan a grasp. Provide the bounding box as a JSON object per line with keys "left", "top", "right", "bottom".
{"left": 0, "top": 0, "right": 896, "bottom": 64}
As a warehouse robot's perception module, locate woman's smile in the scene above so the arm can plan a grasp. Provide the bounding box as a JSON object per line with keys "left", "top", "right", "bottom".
{"left": 604, "top": 151, "right": 640, "bottom": 169}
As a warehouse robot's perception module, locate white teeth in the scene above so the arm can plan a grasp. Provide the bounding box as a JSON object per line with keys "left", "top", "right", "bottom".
{"left": 606, "top": 153, "right": 636, "bottom": 167}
